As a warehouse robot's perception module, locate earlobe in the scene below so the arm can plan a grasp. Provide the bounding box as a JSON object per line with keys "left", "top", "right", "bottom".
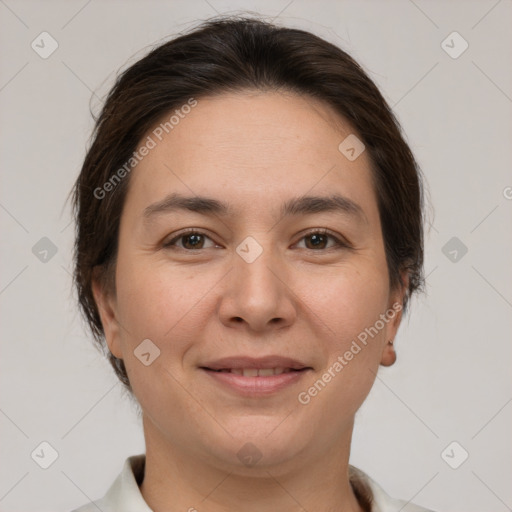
{"left": 380, "top": 340, "right": 397, "bottom": 366}
{"left": 91, "top": 270, "right": 123, "bottom": 360}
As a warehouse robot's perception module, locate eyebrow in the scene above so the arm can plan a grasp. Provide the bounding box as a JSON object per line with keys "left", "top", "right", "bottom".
{"left": 143, "top": 192, "right": 367, "bottom": 224}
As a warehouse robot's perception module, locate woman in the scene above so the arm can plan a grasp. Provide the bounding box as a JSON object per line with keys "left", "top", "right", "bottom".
{"left": 71, "top": 15, "right": 433, "bottom": 512}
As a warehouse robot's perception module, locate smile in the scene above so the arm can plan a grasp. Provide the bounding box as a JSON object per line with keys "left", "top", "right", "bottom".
{"left": 201, "top": 367, "right": 310, "bottom": 396}
{"left": 207, "top": 367, "right": 302, "bottom": 377}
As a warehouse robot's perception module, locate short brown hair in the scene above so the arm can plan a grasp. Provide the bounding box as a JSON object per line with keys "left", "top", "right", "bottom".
{"left": 72, "top": 15, "right": 425, "bottom": 391}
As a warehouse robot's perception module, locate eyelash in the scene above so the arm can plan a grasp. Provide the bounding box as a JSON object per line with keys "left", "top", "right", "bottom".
{"left": 163, "top": 228, "right": 351, "bottom": 252}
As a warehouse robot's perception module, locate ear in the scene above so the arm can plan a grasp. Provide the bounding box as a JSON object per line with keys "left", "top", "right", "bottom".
{"left": 91, "top": 267, "right": 123, "bottom": 360}
{"left": 380, "top": 271, "right": 409, "bottom": 367}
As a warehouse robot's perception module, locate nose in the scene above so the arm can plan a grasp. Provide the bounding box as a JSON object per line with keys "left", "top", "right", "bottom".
{"left": 218, "top": 241, "right": 297, "bottom": 333}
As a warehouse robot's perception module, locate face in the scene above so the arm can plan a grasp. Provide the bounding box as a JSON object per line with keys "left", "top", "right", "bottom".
{"left": 93, "top": 90, "right": 405, "bottom": 475}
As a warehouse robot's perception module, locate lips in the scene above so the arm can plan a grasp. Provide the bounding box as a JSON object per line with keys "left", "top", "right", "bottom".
{"left": 207, "top": 367, "right": 302, "bottom": 377}
{"left": 200, "top": 355, "right": 311, "bottom": 373}
{"left": 199, "top": 355, "right": 312, "bottom": 395}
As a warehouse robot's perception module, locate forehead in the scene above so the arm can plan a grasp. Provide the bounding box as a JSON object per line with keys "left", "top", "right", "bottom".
{"left": 124, "top": 91, "right": 377, "bottom": 223}
{"left": 141, "top": 91, "right": 354, "bottom": 169}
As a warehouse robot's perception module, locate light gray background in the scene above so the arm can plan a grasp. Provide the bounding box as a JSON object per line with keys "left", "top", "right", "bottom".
{"left": 1, "top": 1, "right": 511, "bottom": 511}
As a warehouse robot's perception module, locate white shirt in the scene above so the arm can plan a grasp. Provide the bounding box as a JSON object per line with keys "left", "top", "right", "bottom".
{"left": 72, "top": 455, "right": 435, "bottom": 512}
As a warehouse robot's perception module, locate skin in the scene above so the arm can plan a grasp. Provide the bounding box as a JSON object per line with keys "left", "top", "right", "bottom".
{"left": 93, "top": 90, "right": 407, "bottom": 512}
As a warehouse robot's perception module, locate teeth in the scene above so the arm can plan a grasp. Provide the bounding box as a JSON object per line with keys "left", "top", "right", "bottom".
{"left": 257, "top": 368, "right": 276, "bottom": 377}
{"left": 223, "top": 367, "right": 292, "bottom": 377}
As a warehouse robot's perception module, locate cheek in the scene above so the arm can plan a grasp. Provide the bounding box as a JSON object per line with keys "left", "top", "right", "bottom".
{"left": 294, "top": 265, "right": 389, "bottom": 411}
{"left": 113, "top": 254, "right": 228, "bottom": 396}
{"left": 302, "top": 261, "right": 390, "bottom": 342}
{"left": 115, "top": 254, "right": 211, "bottom": 341}
{"left": 113, "top": 258, "right": 209, "bottom": 416}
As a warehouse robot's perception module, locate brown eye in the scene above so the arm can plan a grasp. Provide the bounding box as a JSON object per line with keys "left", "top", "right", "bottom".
{"left": 304, "top": 233, "right": 329, "bottom": 250}
{"left": 181, "top": 233, "right": 205, "bottom": 249}
{"left": 164, "top": 231, "right": 216, "bottom": 250}
{"left": 296, "top": 230, "right": 348, "bottom": 251}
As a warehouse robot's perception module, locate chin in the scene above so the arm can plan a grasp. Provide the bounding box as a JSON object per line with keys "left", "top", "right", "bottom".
{"left": 202, "top": 419, "right": 307, "bottom": 471}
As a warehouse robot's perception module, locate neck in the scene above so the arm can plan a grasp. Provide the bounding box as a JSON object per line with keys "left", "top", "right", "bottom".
{"left": 139, "top": 416, "right": 365, "bottom": 512}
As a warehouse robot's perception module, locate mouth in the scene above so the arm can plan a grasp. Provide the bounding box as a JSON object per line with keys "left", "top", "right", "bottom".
{"left": 200, "top": 355, "right": 311, "bottom": 372}
{"left": 201, "top": 367, "right": 307, "bottom": 377}
{"left": 199, "top": 360, "right": 312, "bottom": 396}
